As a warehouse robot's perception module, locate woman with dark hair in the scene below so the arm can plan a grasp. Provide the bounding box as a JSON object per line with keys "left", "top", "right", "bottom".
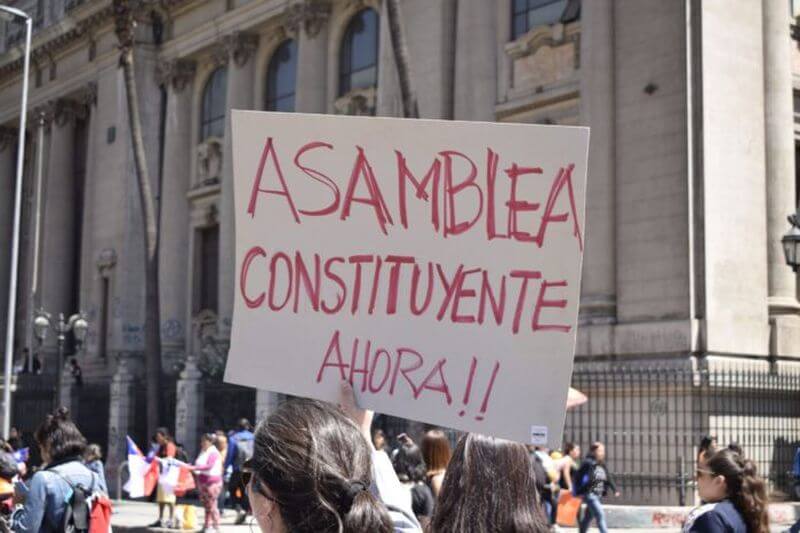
{"left": 684, "top": 448, "right": 769, "bottom": 533}
{"left": 150, "top": 427, "right": 178, "bottom": 528}
{"left": 558, "top": 442, "right": 580, "bottom": 494}
{"left": 244, "top": 381, "right": 420, "bottom": 532}
{"left": 9, "top": 407, "right": 106, "bottom": 532}
{"left": 428, "top": 433, "right": 549, "bottom": 533}
{"left": 392, "top": 439, "right": 434, "bottom": 522}
{"left": 421, "top": 430, "right": 451, "bottom": 499}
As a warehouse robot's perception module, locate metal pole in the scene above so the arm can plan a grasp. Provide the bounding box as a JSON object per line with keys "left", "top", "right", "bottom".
{"left": 28, "top": 114, "right": 44, "bottom": 374}
{"left": 56, "top": 315, "right": 64, "bottom": 408}
{"left": 3, "top": 13, "right": 32, "bottom": 439}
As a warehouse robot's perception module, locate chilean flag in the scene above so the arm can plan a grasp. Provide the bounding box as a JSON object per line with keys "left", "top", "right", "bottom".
{"left": 157, "top": 457, "right": 195, "bottom": 496}
{"left": 123, "top": 436, "right": 158, "bottom": 498}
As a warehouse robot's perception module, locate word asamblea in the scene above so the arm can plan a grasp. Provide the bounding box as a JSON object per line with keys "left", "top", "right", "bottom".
{"left": 246, "top": 138, "right": 582, "bottom": 249}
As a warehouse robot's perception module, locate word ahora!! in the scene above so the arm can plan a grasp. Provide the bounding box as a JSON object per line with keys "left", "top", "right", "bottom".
{"left": 316, "top": 330, "right": 501, "bottom": 421}
{"left": 246, "top": 138, "right": 583, "bottom": 249}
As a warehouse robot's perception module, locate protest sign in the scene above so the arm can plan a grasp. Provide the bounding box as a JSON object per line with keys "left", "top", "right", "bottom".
{"left": 225, "top": 111, "right": 589, "bottom": 445}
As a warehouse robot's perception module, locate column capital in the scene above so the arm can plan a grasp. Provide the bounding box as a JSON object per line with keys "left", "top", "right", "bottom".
{"left": 53, "top": 99, "right": 88, "bottom": 128}
{"left": 0, "top": 127, "right": 16, "bottom": 153}
{"left": 30, "top": 101, "right": 56, "bottom": 129}
{"left": 156, "top": 59, "right": 198, "bottom": 93}
{"left": 220, "top": 32, "right": 260, "bottom": 68}
{"left": 79, "top": 82, "right": 98, "bottom": 108}
{"left": 286, "top": 0, "right": 332, "bottom": 39}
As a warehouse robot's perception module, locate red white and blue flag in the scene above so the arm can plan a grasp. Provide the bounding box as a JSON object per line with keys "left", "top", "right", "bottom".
{"left": 123, "top": 436, "right": 158, "bottom": 498}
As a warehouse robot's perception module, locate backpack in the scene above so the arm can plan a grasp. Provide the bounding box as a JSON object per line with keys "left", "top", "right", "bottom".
{"left": 51, "top": 465, "right": 112, "bottom": 533}
{"left": 233, "top": 436, "right": 254, "bottom": 469}
{"left": 572, "top": 462, "right": 592, "bottom": 496}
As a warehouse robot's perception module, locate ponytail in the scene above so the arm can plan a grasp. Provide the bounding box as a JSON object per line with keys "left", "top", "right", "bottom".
{"left": 707, "top": 450, "right": 769, "bottom": 533}
{"left": 342, "top": 487, "right": 393, "bottom": 533}
{"left": 730, "top": 459, "right": 769, "bottom": 533}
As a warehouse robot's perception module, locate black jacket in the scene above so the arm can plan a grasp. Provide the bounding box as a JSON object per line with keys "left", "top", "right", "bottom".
{"left": 574, "top": 455, "right": 616, "bottom": 497}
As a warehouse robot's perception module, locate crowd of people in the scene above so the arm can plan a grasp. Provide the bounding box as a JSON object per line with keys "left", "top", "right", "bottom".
{"left": 0, "top": 386, "right": 781, "bottom": 532}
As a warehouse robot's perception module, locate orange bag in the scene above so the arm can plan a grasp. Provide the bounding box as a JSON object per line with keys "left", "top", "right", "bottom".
{"left": 556, "top": 491, "right": 582, "bottom": 527}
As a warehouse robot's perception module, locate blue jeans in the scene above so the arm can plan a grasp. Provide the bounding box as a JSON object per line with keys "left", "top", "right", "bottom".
{"left": 579, "top": 493, "right": 608, "bottom": 533}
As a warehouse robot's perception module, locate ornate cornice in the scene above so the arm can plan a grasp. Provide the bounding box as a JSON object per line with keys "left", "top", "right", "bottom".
{"left": 221, "top": 32, "right": 260, "bottom": 68}
{"left": 156, "top": 59, "right": 197, "bottom": 92}
{"left": 286, "top": 0, "right": 332, "bottom": 39}
{"left": 0, "top": 5, "right": 115, "bottom": 80}
{"left": 54, "top": 99, "right": 89, "bottom": 128}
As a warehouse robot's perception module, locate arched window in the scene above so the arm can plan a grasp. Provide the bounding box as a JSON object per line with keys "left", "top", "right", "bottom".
{"left": 266, "top": 40, "right": 298, "bottom": 112}
{"left": 200, "top": 67, "right": 227, "bottom": 140}
{"left": 339, "top": 8, "right": 379, "bottom": 96}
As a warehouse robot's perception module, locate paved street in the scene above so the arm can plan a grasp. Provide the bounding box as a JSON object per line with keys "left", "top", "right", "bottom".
{"left": 110, "top": 500, "right": 797, "bottom": 532}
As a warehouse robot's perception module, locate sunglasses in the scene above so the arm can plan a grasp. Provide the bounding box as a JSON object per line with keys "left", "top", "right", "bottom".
{"left": 242, "top": 467, "right": 276, "bottom": 502}
{"left": 695, "top": 468, "right": 714, "bottom": 478}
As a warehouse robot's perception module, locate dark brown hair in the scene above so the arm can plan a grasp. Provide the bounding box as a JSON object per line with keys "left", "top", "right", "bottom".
{"left": 706, "top": 448, "right": 769, "bottom": 533}
{"left": 429, "top": 433, "right": 549, "bottom": 533}
{"left": 249, "top": 398, "right": 392, "bottom": 533}
{"left": 421, "top": 429, "right": 451, "bottom": 474}
{"left": 34, "top": 407, "right": 87, "bottom": 462}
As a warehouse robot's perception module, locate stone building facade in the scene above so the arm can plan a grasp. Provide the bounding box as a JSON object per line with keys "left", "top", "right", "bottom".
{"left": 0, "top": 0, "right": 799, "bottom": 503}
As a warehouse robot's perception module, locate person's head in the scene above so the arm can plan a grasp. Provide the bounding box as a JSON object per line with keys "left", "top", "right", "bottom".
{"left": 697, "top": 449, "right": 769, "bottom": 533}
{"left": 372, "top": 429, "right": 386, "bottom": 451}
{"left": 69, "top": 358, "right": 78, "bottom": 368}
{"left": 430, "top": 433, "right": 548, "bottom": 533}
{"left": 421, "top": 429, "right": 451, "bottom": 474}
{"left": 564, "top": 442, "right": 580, "bottom": 460}
{"left": 392, "top": 441, "right": 427, "bottom": 483}
{"left": 154, "top": 427, "right": 171, "bottom": 446}
{"left": 246, "top": 398, "right": 393, "bottom": 533}
{"left": 215, "top": 431, "right": 228, "bottom": 451}
{"left": 34, "top": 407, "right": 87, "bottom": 463}
{"left": 237, "top": 418, "right": 252, "bottom": 432}
{"left": 84, "top": 443, "right": 102, "bottom": 463}
{"left": 589, "top": 442, "right": 605, "bottom": 462}
{"left": 200, "top": 433, "right": 216, "bottom": 451}
{"left": 9, "top": 428, "right": 18, "bottom": 439}
{"left": 0, "top": 452, "right": 17, "bottom": 481}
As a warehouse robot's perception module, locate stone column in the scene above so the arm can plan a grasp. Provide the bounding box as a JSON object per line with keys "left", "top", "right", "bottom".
{"left": 174, "top": 356, "right": 203, "bottom": 459}
{"left": 219, "top": 33, "right": 258, "bottom": 341}
{"left": 157, "top": 60, "right": 197, "bottom": 368}
{"left": 763, "top": 0, "right": 800, "bottom": 355}
{"left": 453, "top": 0, "right": 496, "bottom": 121}
{"left": 289, "top": 0, "right": 332, "bottom": 113}
{"left": 578, "top": 0, "right": 616, "bottom": 349}
{"left": 40, "top": 100, "right": 84, "bottom": 353}
{"left": 106, "top": 357, "right": 136, "bottom": 497}
{"left": 0, "top": 128, "right": 16, "bottom": 351}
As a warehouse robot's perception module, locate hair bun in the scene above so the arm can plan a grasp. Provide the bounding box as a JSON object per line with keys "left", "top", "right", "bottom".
{"left": 54, "top": 406, "right": 70, "bottom": 421}
{"left": 742, "top": 460, "right": 758, "bottom": 477}
{"left": 339, "top": 480, "right": 369, "bottom": 514}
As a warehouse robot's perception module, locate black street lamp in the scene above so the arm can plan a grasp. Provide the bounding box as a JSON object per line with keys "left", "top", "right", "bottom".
{"left": 33, "top": 311, "right": 88, "bottom": 405}
{"left": 783, "top": 212, "right": 800, "bottom": 272}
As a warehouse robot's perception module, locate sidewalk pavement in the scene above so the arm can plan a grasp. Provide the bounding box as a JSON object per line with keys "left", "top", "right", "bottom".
{"left": 111, "top": 500, "right": 800, "bottom": 532}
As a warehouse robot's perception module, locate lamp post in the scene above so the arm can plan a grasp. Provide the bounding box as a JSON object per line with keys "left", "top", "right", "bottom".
{"left": 33, "top": 311, "right": 89, "bottom": 406}
{"left": 0, "top": 5, "right": 32, "bottom": 439}
{"left": 783, "top": 211, "right": 800, "bottom": 273}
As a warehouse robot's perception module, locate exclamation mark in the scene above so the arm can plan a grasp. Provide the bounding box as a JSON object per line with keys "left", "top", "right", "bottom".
{"left": 458, "top": 357, "right": 478, "bottom": 417}
{"left": 475, "top": 361, "right": 500, "bottom": 421}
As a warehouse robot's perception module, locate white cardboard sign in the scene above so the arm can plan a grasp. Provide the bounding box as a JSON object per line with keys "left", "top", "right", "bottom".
{"left": 225, "top": 111, "right": 589, "bottom": 446}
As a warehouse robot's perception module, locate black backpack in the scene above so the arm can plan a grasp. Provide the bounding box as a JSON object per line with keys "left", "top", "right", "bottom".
{"left": 50, "top": 466, "right": 100, "bottom": 533}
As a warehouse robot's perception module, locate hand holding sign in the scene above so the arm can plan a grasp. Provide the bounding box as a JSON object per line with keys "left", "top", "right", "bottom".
{"left": 226, "top": 111, "right": 589, "bottom": 445}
